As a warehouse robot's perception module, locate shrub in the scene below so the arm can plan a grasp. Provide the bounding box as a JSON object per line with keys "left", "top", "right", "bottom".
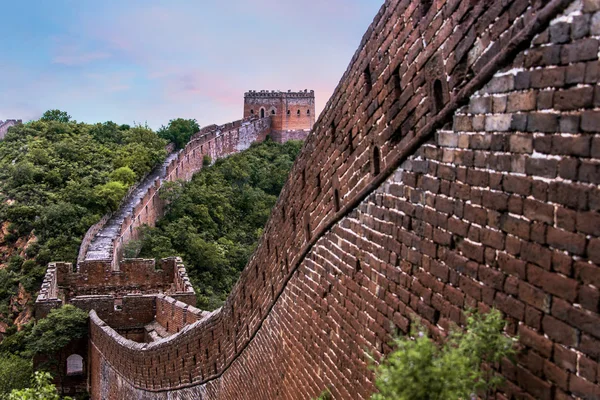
{"left": 109, "top": 166, "right": 137, "bottom": 186}
{"left": 0, "top": 354, "right": 32, "bottom": 398}
{"left": 8, "top": 371, "right": 70, "bottom": 400}
{"left": 371, "top": 309, "right": 516, "bottom": 400}
{"left": 202, "top": 154, "right": 212, "bottom": 167}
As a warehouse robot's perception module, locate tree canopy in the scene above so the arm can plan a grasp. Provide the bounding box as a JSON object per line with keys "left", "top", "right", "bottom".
{"left": 157, "top": 118, "right": 200, "bottom": 149}
{"left": 39, "top": 110, "right": 71, "bottom": 123}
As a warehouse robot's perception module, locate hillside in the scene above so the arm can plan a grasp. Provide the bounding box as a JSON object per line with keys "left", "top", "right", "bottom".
{"left": 137, "top": 139, "right": 303, "bottom": 309}
{"left": 0, "top": 114, "right": 167, "bottom": 332}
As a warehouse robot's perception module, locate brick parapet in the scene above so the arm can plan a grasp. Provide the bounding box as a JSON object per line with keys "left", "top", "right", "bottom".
{"left": 0, "top": 119, "right": 21, "bottom": 139}
{"left": 85, "top": 0, "right": 600, "bottom": 398}
{"left": 110, "top": 116, "right": 271, "bottom": 266}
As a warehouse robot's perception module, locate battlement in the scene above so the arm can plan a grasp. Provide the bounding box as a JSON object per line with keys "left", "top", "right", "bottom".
{"left": 80, "top": 116, "right": 271, "bottom": 269}
{"left": 0, "top": 119, "right": 22, "bottom": 139}
{"left": 244, "top": 90, "right": 315, "bottom": 99}
{"left": 35, "top": 257, "right": 196, "bottom": 319}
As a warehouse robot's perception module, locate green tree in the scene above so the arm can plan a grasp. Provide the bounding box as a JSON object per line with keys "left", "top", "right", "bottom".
{"left": 371, "top": 309, "right": 516, "bottom": 400}
{"left": 157, "top": 118, "right": 200, "bottom": 149}
{"left": 23, "top": 305, "right": 88, "bottom": 358}
{"left": 0, "top": 354, "right": 32, "bottom": 398}
{"left": 8, "top": 371, "right": 71, "bottom": 400}
{"left": 110, "top": 166, "right": 137, "bottom": 186}
{"left": 94, "top": 181, "right": 128, "bottom": 211}
{"left": 40, "top": 110, "right": 71, "bottom": 123}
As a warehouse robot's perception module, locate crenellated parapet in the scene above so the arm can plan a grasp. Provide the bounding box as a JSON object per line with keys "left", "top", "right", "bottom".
{"left": 35, "top": 257, "right": 196, "bottom": 318}
{"left": 80, "top": 116, "right": 271, "bottom": 270}
{"left": 244, "top": 90, "right": 315, "bottom": 99}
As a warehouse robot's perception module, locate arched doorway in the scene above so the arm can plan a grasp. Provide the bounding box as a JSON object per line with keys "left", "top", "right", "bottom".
{"left": 66, "top": 354, "right": 84, "bottom": 375}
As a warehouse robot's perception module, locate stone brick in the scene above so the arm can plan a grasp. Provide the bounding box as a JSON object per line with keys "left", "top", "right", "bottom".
{"left": 554, "top": 86, "right": 594, "bottom": 110}
{"left": 519, "top": 281, "right": 551, "bottom": 313}
{"left": 485, "top": 114, "right": 512, "bottom": 132}
{"left": 506, "top": 91, "right": 536, "bottom": 112}
{"left": 469, "top": 96, "right": 492, "bottom": 114}
{"left": 547, "top": 226, "right": 587, "bottom": 255}
{"left": 561, "top": 39, "right": 600, "bottom": 64}
{"left": 527, "top": 113, "right": 559, "bottom": 132}
{"left": 528, "top": 264, "right": 579, "bottom": 302}
{"left": 530, "top": 67, "right": 565, "bottom": 88}
{"left": 542, "top": 315, "right": 579, "bottom": 347}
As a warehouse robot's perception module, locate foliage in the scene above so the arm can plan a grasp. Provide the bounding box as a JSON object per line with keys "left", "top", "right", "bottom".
{"left": 40, "top": 110, "right": 71, "bottom": 123}
{"left": 371, "top": 309, "right": 516, "bottom": 400}
{"left": 0, "top": 354, "right": 32, "bottom": 398}
{"left": 203, "top": 154, "right": 212, "bottom": 167}
{"left": 1, "top": 305, "right": 88, "bottom": 360}
{"left": 157, "top": 118, "right": 200, "bottom": 149}
{"left": 8, "top": 371, "right": 71, "bottom": 400}
{"left": 94, "top": 181, "right": 128, "bottom": 211}
{"left": 0, "top": 113, "right": 166, "bottom": 330}
{"left": 313, "top": 389, "right": 332, "bottom": 400}
{"left": 139, "top": 139, "right": 302, "bottom": 309}
{"left": 109, "top": 166, "right": 137, "bottom": 186}
{"left": 23, "top": 305, "right": 88, "bottom": 358}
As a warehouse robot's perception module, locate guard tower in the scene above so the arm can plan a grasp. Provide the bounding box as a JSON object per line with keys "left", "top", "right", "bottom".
{"left": 243, "top": 90, "right": 315, "bottom": 142}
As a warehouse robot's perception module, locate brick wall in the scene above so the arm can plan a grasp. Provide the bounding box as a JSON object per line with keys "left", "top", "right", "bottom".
{"left": 110, "top": 116, "right": 271, "bottom": 266}
{"left": 87, "top": 0, "right": 600, "bottom": 399}
{"left": 0, "top": 119, "right": 21, "bottom": 139}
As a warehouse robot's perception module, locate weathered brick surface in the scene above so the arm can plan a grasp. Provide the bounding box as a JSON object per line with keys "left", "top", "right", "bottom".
{"left": 84, "top": 0, "right": 600, "bottom": 399}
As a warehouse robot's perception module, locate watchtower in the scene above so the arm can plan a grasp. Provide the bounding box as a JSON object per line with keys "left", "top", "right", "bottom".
{"left": 243, "top": 90, "right": 315, "bottom": 142}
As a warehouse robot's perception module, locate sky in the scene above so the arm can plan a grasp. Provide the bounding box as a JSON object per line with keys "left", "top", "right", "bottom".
{"left": 0, "top": 0, "right": 383, "bottom": 130}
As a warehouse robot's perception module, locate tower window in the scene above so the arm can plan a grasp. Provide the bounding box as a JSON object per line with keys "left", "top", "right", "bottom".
{"left": 393, "top": 66, "right": 401, "bottom": 94}
{"left": 421, "top": 0, "right": 433, "bottom": 18}
{"left": 287, "top": 110, "right": 290, "bottom": 115}
{"left": 334, "top": 189, "right": 340, "bottom": 212}
{"left": 364, "top": 66, "right": 372, "bottom": 93}
{"left": 271, "top": 109, "right": 276, "bottom": 115}
{"left": 307, "top": 109, "right": 310, "bottom": 115}
{"left": 250, "top": 109, "right": 254, "bottom": 115}
{"left": 433, "top": 79, "right": 444, "bottom": 113}
{"left": 372, "top": 146, "right": 381, "bottom": 176}
{"left": 260, "top": 108, "right": 265, "bottom": 118}
{"left": 297, "top": 109, "right": 301, "bottom": 116}
{"left": 331, "top": 121, "right": 336, "bottom": 143}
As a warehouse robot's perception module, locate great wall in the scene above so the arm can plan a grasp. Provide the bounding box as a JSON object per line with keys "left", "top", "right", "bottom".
{"left": 34, "top": 0, "right": 600, "bottom": 398}
{"left": 0, "top": 119, "right": 21, "bottom": 139}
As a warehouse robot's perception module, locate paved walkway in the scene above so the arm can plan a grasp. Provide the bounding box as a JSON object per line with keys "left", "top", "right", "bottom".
{"left": 84, "top": 151, "right": 180, "bottom": 261}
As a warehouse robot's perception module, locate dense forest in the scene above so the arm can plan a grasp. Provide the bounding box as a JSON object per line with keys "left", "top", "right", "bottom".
{"left": 137, "top": 139, "right": 302, "bottom": 309}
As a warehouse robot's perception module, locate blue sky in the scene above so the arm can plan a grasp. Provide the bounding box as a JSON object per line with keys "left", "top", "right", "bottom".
{"left": 0, "top": 0, "right": 382, "bottom": 129}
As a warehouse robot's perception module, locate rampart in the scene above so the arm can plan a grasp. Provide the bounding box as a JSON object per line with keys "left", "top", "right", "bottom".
{"left": 80, "top": 116, "right": 271, "bottom": 269}
{"left": 15, "top": 0, "right": 593, "bottom": 398}
{"left": 0, "top": 119, "right": 21, "bottom": 139}
{"left": 35, "top": 257, "right": 196, "bottom": 319}
{"left": 85, "top": 0, "right": 600, "bottom": 399}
